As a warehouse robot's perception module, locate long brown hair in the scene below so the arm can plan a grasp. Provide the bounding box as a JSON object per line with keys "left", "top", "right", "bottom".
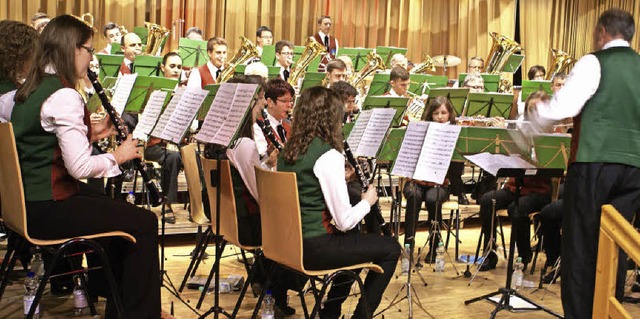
{"left": 282, "top": 86, "right": 343, "bottom": 164}
{"left": 0, "top": 20, "right": 38, "bottom": 86}
{"left": 15, "top": 15, "right": 94, "bottom": 103}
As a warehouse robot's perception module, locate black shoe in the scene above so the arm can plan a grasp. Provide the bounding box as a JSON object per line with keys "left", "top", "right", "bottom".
{"left": 275, "top": 304, "right": 296, "bottom": 317}
{"left": 479, "top": 252, "right": 498, "bottom": 272}
{"left": 424, "top": 249, "right": 436, "bottom": 264}
{"left": 458, "top": 194, "right": 470, "bottom": 205}
{"left": 632, "top": 282, "right": 640, "bottom": 293}
{"left": 164, "top": 212, "right": 176, "bottom": 224}
{"left": 542, "top": 269, "right": 560, "bottom": 284}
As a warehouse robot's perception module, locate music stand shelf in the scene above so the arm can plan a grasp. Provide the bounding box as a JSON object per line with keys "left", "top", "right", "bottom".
{"left": 361, "top": 96, "right": 409, "bottom": 128}
{"left": 465, "top": 92, "right": 513, "bottom": 118}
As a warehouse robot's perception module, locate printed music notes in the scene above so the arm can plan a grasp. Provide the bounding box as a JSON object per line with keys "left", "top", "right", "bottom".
{"left": 346, "top": 108, "right": 396, "bottom": 157}
{"left": 464, "top": 152, "right": 537, "bottom": 177}
{"left": 158, "top": 86, "right": 208, "bottom": 144}
{"left": 195, "top": 83, "right": 259, "bottom": 147}
{"left": 133, "top": 90, "right": 169, "bottom": 141}
{"left": 110, "top": 74, "right": 138, "bottom": 114}
{"left": 392, "top": 121, "right": 461, "bottom": 184}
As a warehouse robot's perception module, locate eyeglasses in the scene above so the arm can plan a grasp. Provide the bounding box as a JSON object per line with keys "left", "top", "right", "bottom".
{"left": 280, "top": 52, "right": 294, "bottom": 56}
{"left": 277, "top": 98, "right": 294, "bottom": 104}
{"left": 261, "top": 35, "right": 273, "bottom": 39}
{"left": 80, "top": 45, "right": 95, "bottom": 55}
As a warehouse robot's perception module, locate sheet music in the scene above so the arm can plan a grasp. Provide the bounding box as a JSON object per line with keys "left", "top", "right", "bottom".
{"left": 346, "top": 110, "right": 372, "bottom": 151}
{"left": 211, "top": 83, "right": 258, "bottom": 146}
{"left": 413, "top": 122, "right": 462, "bottom": 184}
{"left": 159, "top": 86, "right": 208, "bottom": 144}
{"left": 110, "top": 73, "right": 138, "bottom": 114}
{"left": 132, "top": 90, "right": 168, "bottom": 141}
{"left": 195, "top": 83, "right": 238, "bottom": 143}
{"left": 355, "top": 108, "right": 396, "bottom": 157}
{"left": 150, "top": 87, "right": 186, "bottom": 138}
{"left": 391, "top": 121, "right": 429, "bottom": 178}
{"left": 464, "top": 152, "right": 537, "bottom": 176}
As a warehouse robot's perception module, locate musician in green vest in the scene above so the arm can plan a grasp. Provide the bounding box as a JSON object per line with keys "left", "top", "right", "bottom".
{"left": 278, "top": 86, "right": 400, "bottom": 318}
{"left": 0, "top": 20, "right": 38, "bottom": 95}
{"left": 534, "top": 9, "right": 640, "bottom": 319}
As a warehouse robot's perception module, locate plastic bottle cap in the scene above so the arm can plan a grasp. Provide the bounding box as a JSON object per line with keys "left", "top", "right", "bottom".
{"left": 129, "top": 191, "right": 134, "bottom": 195}
{"left": 27, "top": 272, "right": 35, "bottom": 278}
{"left": 438, "top": 242, "right": 444, "bottom": 247}
{"left": 265, "top": 289, "right": 272, "bottom": 295}
{"left": 515, "top": 257, "right": 522, "bottom": 262}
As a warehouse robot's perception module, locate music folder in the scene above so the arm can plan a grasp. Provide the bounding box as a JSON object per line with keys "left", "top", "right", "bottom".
{"left": 345, "top": 108, "right": 396, "bottom": 158}
{"left": 149, "top": 86, "right": 209, "bottom": 145}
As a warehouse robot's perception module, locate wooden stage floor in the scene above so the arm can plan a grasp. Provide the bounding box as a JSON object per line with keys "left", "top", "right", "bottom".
{"left": 1, "top": 224, "right": 640, "bottom": 318}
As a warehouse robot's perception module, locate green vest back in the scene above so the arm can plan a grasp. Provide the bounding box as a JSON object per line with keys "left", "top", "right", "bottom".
{"left": 278, "top": 138, "right": 333, "bottom": 239}
{"left": 574, "top": 47, "right": 640, "bottom": 168}
{"left": 0, "top": 78, "right": 15, "bottom": 95}
{"left": 11, "top": 76, "right": 79, "bottom": 201}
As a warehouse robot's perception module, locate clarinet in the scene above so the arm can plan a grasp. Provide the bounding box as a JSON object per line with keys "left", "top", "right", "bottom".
{"left": 256, "top": 108, "right": 283, "bottom": 151}
{"left": 87, "top": 70, "right": 163, "bottom": 207}
{"left": 343, "top": 140, "right": 391, "bottom": 236}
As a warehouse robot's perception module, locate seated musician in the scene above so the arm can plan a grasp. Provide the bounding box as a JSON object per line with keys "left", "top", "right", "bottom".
{"left": 30, "top": 12, "right": 50, "bottom": 33}
{"left": 325, "top": 59, "right": 348, "bottom": 87}
{"left": 185, "top": 26, "right": 204, "bottom": 40}
{"left": 336, "top": 55, "right": 354, "bottom": 80}
{"left": 401, "top": 96, "right": 466, "bottom": 270}
{"left": 97, "top": 22, "right": 122, "bottom": 54}
{"left": 389, "top": 53, "right": 409, "bottom": 70}
{"left": 516, "top": 65, "right": 547, "bottom": 118}
{"left": 329, "top": 81, "right": 358, "bottom": 123}
{"left": 478, "top": 91, "right": 553, "bottom": 272}
{"left": 254, "top": 25, "right": 273, "bottom": 57}
{"left": 275, "top": 40, "right": 294, "bottom": 82}
{"left": 383, "top": 66, "right": 410, "bottom": 97}
{"left": 253, "top": 78, "right": 293, "bottom": 158}
{"left": 142, "top": 52, "right": 185, "bottom": 222}
{"left": 452, "top": 57, "right": 484, "bottom": 88}
{"left": 119, "top": 32, "right": 142, "bottom": 76}
{"left": 186, "top": 37, "right": 227, "bottom": 88}
{"left": 461, "top": 72, "right": 484, "bottom": 94}
{"left": 244, "top": 61, "right": 269, "bottom": 80}
{"left": 550, "top": 73, "right": 572, "bottom": 133}
{"left": 278, "top": 86, "right": 400, "bottom": 318}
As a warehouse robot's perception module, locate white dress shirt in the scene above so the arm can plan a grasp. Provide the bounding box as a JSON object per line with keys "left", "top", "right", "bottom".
{"left": 226, "top": 137, "right": 263, "bottom": 201}
{"left": 314, "top": 148, "right": 370, "bottom": 232}
{"left": 317, "top": 31, "right": 339, "bottom": 53}
{"left": 187, "top": 61, "right": 220, "bottom": 89}
{"left": 537, "top": 39, "right": 630, "bottom": 120}
{"left": 118, "top": 57, "right": 134, "bottom": 77}
{"left": 252, "top": 111, "right": 283, "bottom": 157}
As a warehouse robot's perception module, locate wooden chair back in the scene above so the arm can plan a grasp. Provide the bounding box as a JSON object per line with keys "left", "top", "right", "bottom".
{"left": 180, "top": 144, "right": 207, "bottom": 224}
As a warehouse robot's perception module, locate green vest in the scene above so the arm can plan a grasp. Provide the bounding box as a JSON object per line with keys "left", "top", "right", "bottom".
{"left": 573, "top": 47, "right": 640, "bottom": 168}
{"left": 11, "top": 76, "right": 79, "bottom": 201}
{"left": 278, "top": 138, "right": 334, "bottom": 239}
{"left": 0, "top": 78, "right": 15, "bottom": 95}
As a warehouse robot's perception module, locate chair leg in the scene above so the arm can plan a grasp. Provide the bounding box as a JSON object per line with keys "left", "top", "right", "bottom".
{"left": 190, "top": 229, "right": 214, "bottom": 279}
{"left": 474, "top": 230, "right": 483, "bottom": 264}
{"left": 309, "top": 270, "right": 371, "bottom": 319}
{"left": 27, "top": 244, "right": 63, "bottom": 319}
{"left": 179, "top": 226, "right": 211, "bottom": 292}
{"left": 196, "top": 240, "right": 227, "bottom": 309}
{"left": 0, "top": 233, "right": 23, "bottom": 300}
{"left": 498, "top": 216, "right": 507, "bottom": 259}
{"left": 231, "top": 252, "right": 262, "bottom": 318}
{"left": 251, "top": 262, "right": 277, "bottom": 319}
{"left": 299, "top": 287, "right": 310, "bottom": 319}
{"left": 445, "top": 209, "right": 454, "bottom": 250}
{"left": 530, "top": 233, "right": 543, "bottom": 275}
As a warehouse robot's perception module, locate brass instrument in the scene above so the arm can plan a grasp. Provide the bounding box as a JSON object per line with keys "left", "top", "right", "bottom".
{"left": 410, "top": 54, "right": 436, "bottom": 74}
{"left": 485, "top": 32, "right": 523, "bottom": 93}
{"left": 144, "top": 22, "right": 170, "bottom": 56}
{"left": 349, "top": 51, "right": 386, "bottom": 89}
{"left": 546, "top": 48, "right": 575, "bottom": 80}
{"left": 216, "top": 36, "right": 260, "bottom": 83}
{"left": 71, "top": 13, "right": 94, "bottom": 27}
{"left": 119, "top": 25, "right": 129, "bottom": 35}
{"left": 402, "top": 91, "right": 427, "bottom": 125}
{"left": 288, "top": 37, "right": 327, "bottom": 87}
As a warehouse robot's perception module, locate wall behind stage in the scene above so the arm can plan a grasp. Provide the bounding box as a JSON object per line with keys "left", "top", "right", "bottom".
{"left": 2, "top": 0, "right": 638, "bottom": 79}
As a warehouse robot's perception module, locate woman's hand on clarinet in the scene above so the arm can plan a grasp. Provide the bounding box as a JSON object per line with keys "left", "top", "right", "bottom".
{"left": 265, "top": 145, "right": 279, "bottom": 168}
{"left": 362, "top": 184, "right": 378, "bottom": 206}
{"left": 113, "top": 135, "right": 142, "bottom": 164}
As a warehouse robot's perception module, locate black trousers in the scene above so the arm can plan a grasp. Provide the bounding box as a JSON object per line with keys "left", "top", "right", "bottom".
{"left": 26, "top": 192, "right": 161, "bottom": 319}
{"left": 479, "top": 188, "right": 550, "bottom": 263}
{"left": 561, "top": 163, "right": 640, "bottom": 319}
{"left": 303, "top": 233, "right": 400, "bottom": 319}
{"left": 402, "top": 182, "right": 450, "bottom": 247}
{"left": 144, "top": 145, "right": 182, "bottom": 203}
{"left": 539, "top": 199, "right": 563, "bottom": 266}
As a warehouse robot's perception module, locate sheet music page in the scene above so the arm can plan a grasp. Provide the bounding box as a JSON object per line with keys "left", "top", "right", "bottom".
{"left": 150, "top": 87, "right": 186, "bottom": 138}
{"left": 132, "top": 90, "right": 168, "bottom": 141}
{"left": 110, "top": 73, "right": 138, "bottom": 115}
{"left": 346, "top": 110, "right": 372, "bottom": 151}
{"left": 413, "top": 122, "right": 462, "bottom": 184}
{"left": 355, "top": 108, "right": 396, "bottom": 157}
{"left": 211, "top": 83, "right": 258, "bottom": 146}
{"left": 464, "top": 152, "right": 537, "bottom": 176}
{"left": 391, "top": 121, "right": 429, "bottom": 178}
{"left": 159, "top": 87, "right": 208, "bottom": 144}
{"left": 195, "top": 83, "right": 238, "bottom": 143}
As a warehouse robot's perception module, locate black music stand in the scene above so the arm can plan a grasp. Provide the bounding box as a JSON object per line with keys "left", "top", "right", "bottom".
{"left": 464, "top": 166, "right": 564, "bottom": 319}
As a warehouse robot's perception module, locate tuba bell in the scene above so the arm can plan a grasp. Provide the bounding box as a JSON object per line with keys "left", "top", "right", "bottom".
{"left": 288, "top": 37, "right": 327, "bottom": 87}
{"left": 410, "top": 54, "right": 436, "bottom": 74}
{"left": 216, "top": 36, "right": 260, "bottom": 83}
{"left": 546, "top": 48, "right": 575, "bottom": 80}
{"left": 485, "top": 32, "right": 523, "bottom": 93}
{"left": 144, "top": 22, "right": 170, "bottom": 56}
{"left": 349, "top": 51, "right": 386, "bottom": 89}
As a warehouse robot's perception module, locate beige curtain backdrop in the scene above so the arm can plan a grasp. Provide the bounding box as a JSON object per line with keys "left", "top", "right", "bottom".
{"left": 1, "top": 0, "right": 638, "bottom": 78}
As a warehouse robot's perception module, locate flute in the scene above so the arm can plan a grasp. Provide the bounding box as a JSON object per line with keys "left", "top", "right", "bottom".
{"left": 87, "top": 70, "right": 163, "bottom": 207}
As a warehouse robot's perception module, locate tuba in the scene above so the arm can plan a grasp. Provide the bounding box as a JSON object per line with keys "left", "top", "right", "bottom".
{"left": 546, "top": 48, "right": 575, "bottom": 80}
{"left": 349, "top": 51, "right": 385, "bottom": 89}
{"left": 144, "top": 22, "right": 170, "bottom": 56}
{"left": 216, "top": 36, "right": 260, "bottom": 83}
{"left": 410, "top": 54, "right": 436, "bottom": 74}
{"left": 288, "top": 37, "right": 327, "bottom": 87}
{"left": 485, "top": 32, "right": 523, "bottom": 93}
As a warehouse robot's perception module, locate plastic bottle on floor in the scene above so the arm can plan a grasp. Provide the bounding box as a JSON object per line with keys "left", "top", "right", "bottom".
{"left": 435, "top": 241, "right": 445, "bottom": 272}
{"left": 511, "top": 257, "right": 524, "bottom": 290}
{"left": 261, "top": 289, "right": 275, "bottom": 319}
{"left": 23, "top": 271, "right": 40, "bottom": 319}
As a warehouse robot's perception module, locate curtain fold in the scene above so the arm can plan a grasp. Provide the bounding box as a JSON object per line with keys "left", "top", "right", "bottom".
{"left": 2, "top": 0, "right": 638, "bottom": 78}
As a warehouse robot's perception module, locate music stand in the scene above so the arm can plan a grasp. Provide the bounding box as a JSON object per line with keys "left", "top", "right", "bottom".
{"left": 411, "top": 74, "right": 449, "bottom": 94}
{"left": 375, "top": 46, "right": 408, "bottom": 67}
{"left": 96, "top": 54, "right": 124, "bottom": 80}
{"left": 123, "top": 76, "right": 178, "bottom": 113}
{"left": 179, "top": 38, "right": 209, "bottom": 68}
{"left": 426, "top": 88, "right": 470, "bottom": 117}
{"left": 368, "top": 73, "right": 391, "bottom": 96}
{"left": 503, "top": 54, "right": 525, "bottom": 74}
{"left": 465, "top": 92, "right": 513, "bottom": 118}
{"left": 521, "top": 80, "right": 552, "bottom": 102}
{"left": 259, "top": 45, "right": 276, "bottom": 66}
{"left": 458, "top": 73, "right": 501, "bottom": 93}
{"left": 196, "top": 85, "right": 221, "bottom": 121}
{"left": 110, "top": 44, "right": 124, "bottom": 55}
{"left": 233, "top": 64, "right": 281, "bottom": 78}
{"left": 133, "top": 55, "right": 164, "bottom": 77}
{"left": 463, "top": 164, "right": 564, "bottom": 319}
{"left": 300, "top": 72, "right": 326, "bottom": 90}
{"left": 338, "top": 47, "right": 374, "bottom": 71}
{"left": 533, "top": 134, "right": 571, "bottom": 169}
{"left": 361, "top": 96, "right": 409, "bottom": 127}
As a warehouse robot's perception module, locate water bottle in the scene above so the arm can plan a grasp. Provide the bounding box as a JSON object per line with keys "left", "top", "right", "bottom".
{"left": 261, "top": 289, "right": 275, "bottom": 319}
{"left": 126, "top": 191, "right": 136, "bottom": 205}
{"left": 435, "top": 241, "right": 445, "bottom": 272}
{"left": 72, "top": 275, "right": 90, "bottom": 316}
{"left": 23, "top": 272, "right": 40, "bottom": 319}
{"left": 511, "top": 257, "right": 524, "bottom": 290}
{"left": 401, "top": 243, "right": 410, "bottom": 274}
{"left": 30, "top": 251, "right": 45, "bottom": 280}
